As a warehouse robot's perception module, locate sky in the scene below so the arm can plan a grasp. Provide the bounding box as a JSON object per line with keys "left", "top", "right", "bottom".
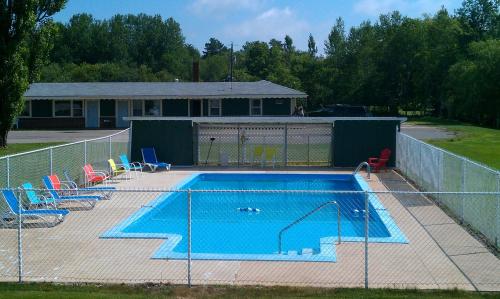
{"left": 53, "top": 0, "right": 464, "bottom": 55}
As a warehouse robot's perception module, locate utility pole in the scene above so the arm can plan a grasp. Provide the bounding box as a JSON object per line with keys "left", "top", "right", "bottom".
{"left": 230, "top": 42, "right": 234, "bottom": 89}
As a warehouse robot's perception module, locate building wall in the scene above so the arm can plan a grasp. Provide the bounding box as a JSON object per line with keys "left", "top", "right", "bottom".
{"left": 18, "top": 117, "right": 85, "bottom": 129}
{"left": 263, "top": 98, "right": 291, "bottom": 116}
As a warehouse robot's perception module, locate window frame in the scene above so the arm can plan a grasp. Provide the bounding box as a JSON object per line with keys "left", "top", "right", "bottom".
{"left": 132, "top": 100, "right": 144, "bottom": 117}
{"left": 72, "top": 100, "right": 84, "bottom": 117}
{"left": 250, "top": 99, "right": 263, "bottom": 116}
{"left": 208, "top": 99, "right": 221, "bottom": 116}
{"left": 53, "top": 100, "right": 72, "bottom": 117}
{"left": 144, "top": 99, "right": 162, "bottom": 117}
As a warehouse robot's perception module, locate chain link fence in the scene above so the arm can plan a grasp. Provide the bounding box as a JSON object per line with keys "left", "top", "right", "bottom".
{"left": 0, "top": 129, "right": 130, "bottom": 188}
{"left": 396, "top": 133, "right": 500, "bottom": 249}
{"left": 1, "top": 187, "right": 499, "bottom": 290}
{"left": 196, "top": 123, "right": 333, "bottom": 167}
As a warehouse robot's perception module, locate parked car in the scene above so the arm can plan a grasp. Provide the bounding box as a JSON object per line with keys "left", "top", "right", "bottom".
{"left": 308, "top": 104, "right": 371, "bottom": 117}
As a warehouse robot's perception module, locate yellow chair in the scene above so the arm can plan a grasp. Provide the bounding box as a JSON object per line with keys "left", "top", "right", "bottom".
{"left": 253, "top": 145, "right": 263, "bottom": 165}
{"left": 265, "top": 147, "right": 277, "bottom": 168}
{"left": 108, "top": 159, "right": 129, "bottom": 179}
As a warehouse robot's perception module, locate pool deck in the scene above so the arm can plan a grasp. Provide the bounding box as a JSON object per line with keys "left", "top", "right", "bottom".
{"left": 0, "top": 169, "right": 499, "bottom": 291}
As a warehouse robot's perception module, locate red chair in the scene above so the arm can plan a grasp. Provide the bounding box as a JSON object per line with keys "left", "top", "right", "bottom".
{"left": 83, "top": 164, "right": 110, "bottom": 187}
{"left": 368, "top": 148, "right": 391, "bottom": 173}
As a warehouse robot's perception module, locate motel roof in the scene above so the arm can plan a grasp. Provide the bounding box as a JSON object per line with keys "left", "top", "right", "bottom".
{"left": 24, "top": 81, "right": 308, "bottom": 100}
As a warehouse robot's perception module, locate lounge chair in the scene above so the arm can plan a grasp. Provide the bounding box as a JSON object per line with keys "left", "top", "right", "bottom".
{"left": 61, "top": 172, "right": 115, "bottom": 200}
{"left": 83, "top": 164, "right": 110, "bottom": 187}
{"left": 42, "top": 176, "right": 101, "bottom": 208}
{"left": 108, "top": 159, "right": 130, "bottom": 179}
{"left": 141, "top": 147, "right": 171, "bottom": 172}
{"left": 1, "top": 189, "right": 69, "bottom": 226}
{"left": 253, "top": 145, "right": 263, "bottom": 166}
{"left": 119, "top": 154, "right": 143, "bottom": 177}
{"left": 368, "top": 148, "right": 391, "bottom": 173}
{"left": 22, "top": 182, "right": 57, "bottom": 208}
{"left": 264, "top": 147, "right": 277, "bottom": 168}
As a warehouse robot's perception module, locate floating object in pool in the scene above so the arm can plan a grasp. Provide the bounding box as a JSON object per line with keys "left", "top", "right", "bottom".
{"left": 237, "top": 207, "right": 261, "bottom": 213}
{"left": 353, "top": 209, "right": 360, "bottom": 217}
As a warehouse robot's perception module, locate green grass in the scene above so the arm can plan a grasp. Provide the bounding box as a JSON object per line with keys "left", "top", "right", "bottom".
{"left": 0, "top": 143, "right": 65, "bottom": 158}
{"left": 0, "top": 283, "right": 497, "bottom": 299}
{"left": 406, "top": 117, "right": 500, "bottom": 170}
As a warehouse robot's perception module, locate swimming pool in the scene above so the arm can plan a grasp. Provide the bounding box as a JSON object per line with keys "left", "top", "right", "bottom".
{"left": 103, "top": 173, "right": 407, "bottom": 262}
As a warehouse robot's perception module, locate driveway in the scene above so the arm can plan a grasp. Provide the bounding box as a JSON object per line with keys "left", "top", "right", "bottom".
{"left": 400, "top": 124, "right": 454, "bottom": 140}
{"left": 7, "top": 130, "right": 124, "bottom": 143}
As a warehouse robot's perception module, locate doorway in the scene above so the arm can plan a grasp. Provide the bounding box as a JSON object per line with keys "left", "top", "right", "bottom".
{"left": 85, "top": 100, "right": 99, "bottom": 128}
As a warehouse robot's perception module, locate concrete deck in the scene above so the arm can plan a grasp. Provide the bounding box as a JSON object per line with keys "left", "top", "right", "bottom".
{"left": 0, "top": 169, "right": 499, "bottom": 290}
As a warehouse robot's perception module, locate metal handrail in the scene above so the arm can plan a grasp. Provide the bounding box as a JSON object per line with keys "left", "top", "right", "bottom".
{"left": 278, "top": 200, "right": 341, "bottom": 254}
{"left": 353, "top": 162, "right": 371, "bottom": 179}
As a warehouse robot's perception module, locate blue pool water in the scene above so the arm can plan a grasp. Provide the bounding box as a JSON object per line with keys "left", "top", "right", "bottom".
{"left": 103, "top": 173, "right": 407, "bottom": 262}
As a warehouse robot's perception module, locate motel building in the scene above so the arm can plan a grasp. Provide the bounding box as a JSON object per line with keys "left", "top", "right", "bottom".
{"left": 19, "top": 81, "right": 307, "bottom": 129}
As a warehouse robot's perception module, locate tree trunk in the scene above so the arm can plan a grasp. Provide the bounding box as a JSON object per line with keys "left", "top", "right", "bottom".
{"left": 0, "top": 125, "right": 9, "bottom": 148}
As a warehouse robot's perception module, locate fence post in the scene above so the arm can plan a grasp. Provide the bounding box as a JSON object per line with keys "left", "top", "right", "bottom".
{"left": 6, "top": 157, "right": 10, "bottom": 188}
{"left": 461, "top": 159, "right": 466, "bottom": 222}
{"left": 49, "top": 148, "right": 53, "bottom": 174}
{"left": 109, "top": 136, "right": 112, "bottom": 159}
{"left": 307, "top": 135, "right": 310, "bottom": 166}
{"left": 419, "top": 141, "right": 423, "bottom": 187}
{"left": 284, "top": 124, "right": 288, "bottom": 167}
{"left": 84, "top": 140, "right": 87, "bottom": 165}
{"left": 364, "top": 191, "right": 369, "bottom": 289}
{"left": 187, "top": 189, "right": 192, "bottom": 287}
{"left": 496, "top": 173, "right": 500, "bottom": 249}
{"left": 17, "top": 189, "right": 23, "bottom": 283}
{"left": 237, "top": 124, "right": 240, "bottom": 167}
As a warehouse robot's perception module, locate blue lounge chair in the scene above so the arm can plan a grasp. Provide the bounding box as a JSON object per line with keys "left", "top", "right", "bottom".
{"left": 42, "top": 176, "right": 101, "bottom": 208}
{"left": 119, "top": 154, "right": 143, "bottom": 176}
{"left": 22, "top": 182, "right": 57, "bottom": 208}
{"left": 1, "top": 190, "right": 69, "bottom": 226}
{"left": 141, "top": 147, "right": 171, "bottom": 172}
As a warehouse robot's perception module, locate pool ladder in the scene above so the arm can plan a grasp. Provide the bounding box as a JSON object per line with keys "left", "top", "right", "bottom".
{"left": 278, "top": 201, "right": 341, "bottom": 254}
{"left": 353, "top": 162, "right": 371, "bottom": 179}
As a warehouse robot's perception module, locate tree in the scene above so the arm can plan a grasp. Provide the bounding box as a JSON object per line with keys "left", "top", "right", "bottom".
{"left": 0, "top": 0, "right": 66, "bottom": 147}
{"left": 307, "top": 34, "right": 317, "bottom": 57}
{"left": 284, "top": 35, "right": 295, "bottom": 54}
{"left": 456, "top": 0, "right": 499, "bottom": 38}
{"left": 202, "top": 38, "right": 227, "bottom": 58}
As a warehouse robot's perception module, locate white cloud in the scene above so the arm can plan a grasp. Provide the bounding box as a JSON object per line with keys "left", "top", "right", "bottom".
{"left": 223, "top": 7, "right": 309, "bottom": 42}
{"left": 189, "top": 0, "right": 264, "bottom": 16}
{"left": 353, "top": 0, "right": 453, "bottom": 17}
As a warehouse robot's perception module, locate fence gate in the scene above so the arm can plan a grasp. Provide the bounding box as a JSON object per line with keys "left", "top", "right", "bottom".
{"left": 196, "top": 123, "right": 333, "bottom": 167}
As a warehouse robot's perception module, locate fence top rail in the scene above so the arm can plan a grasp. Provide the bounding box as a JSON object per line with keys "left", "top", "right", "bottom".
{"left": 125, "top": 116, "right": 407, "bottom": 123}
{"left": 4, "top": 187, "right": 500, "bottom": 195}
{"left": 0, "top": 128, "right": 129, "bottom": 160}
{"left": 398, "top": 132, "right": 499, "bottom": 174}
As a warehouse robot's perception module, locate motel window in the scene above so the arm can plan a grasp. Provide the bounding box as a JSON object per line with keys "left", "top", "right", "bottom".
{"left": 73, "top": 100, "right": 83, "bottom": 117}
{"left": 144, "top": 100, "right": 161, "bottom": 116}
{"left": 54, "top": 100, "right": 71, "bottom": 117}
{"left": 100, "top": 99, "right": 116, "bottom": 117}
{"left": 21, "top": 101, "right": 31, "bottom": 117}
{"left": 250, "top": 99, "right": 262, "bottom": 116}
{"left": 132, "top": 100, "right": 143, "bottom": 116}
{"left": 208, "top": 99, "right": 221, "bottom": 116}
{"left": 31, "top": 100, "right": 52, "bottom": 117}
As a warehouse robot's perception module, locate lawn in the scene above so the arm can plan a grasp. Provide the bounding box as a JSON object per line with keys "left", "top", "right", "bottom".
{"left": 0, "top": 143, "right": 64, "bottom": 158}
{"left": 0, "top": 283, "right": 497, "bottom": 299}
{"left": 407, "top": 117, "right": 500, "bottom": 170}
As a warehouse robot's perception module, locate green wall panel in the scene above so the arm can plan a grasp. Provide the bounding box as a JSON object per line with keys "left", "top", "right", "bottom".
{"left": 163, "top": 99, "right": 188, "bottom": 116}
{"left": 222, "top": 99, "right": 249, "bottom": 116}
{"left": 131, "top": 120, "right": 194, "bottom": 165}
{"left": 333, "top": 120, "right": 399, "bottom": 167}
{"left": 263, "top": 98, "right": 291, "bottom": 115}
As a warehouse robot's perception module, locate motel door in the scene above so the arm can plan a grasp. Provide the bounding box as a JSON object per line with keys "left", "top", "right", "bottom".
{"left": 85, "top": 100, "right": 99, "bottom": 128}
{"left": 116, "top": 100, "right": 130, "bottom": 128}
